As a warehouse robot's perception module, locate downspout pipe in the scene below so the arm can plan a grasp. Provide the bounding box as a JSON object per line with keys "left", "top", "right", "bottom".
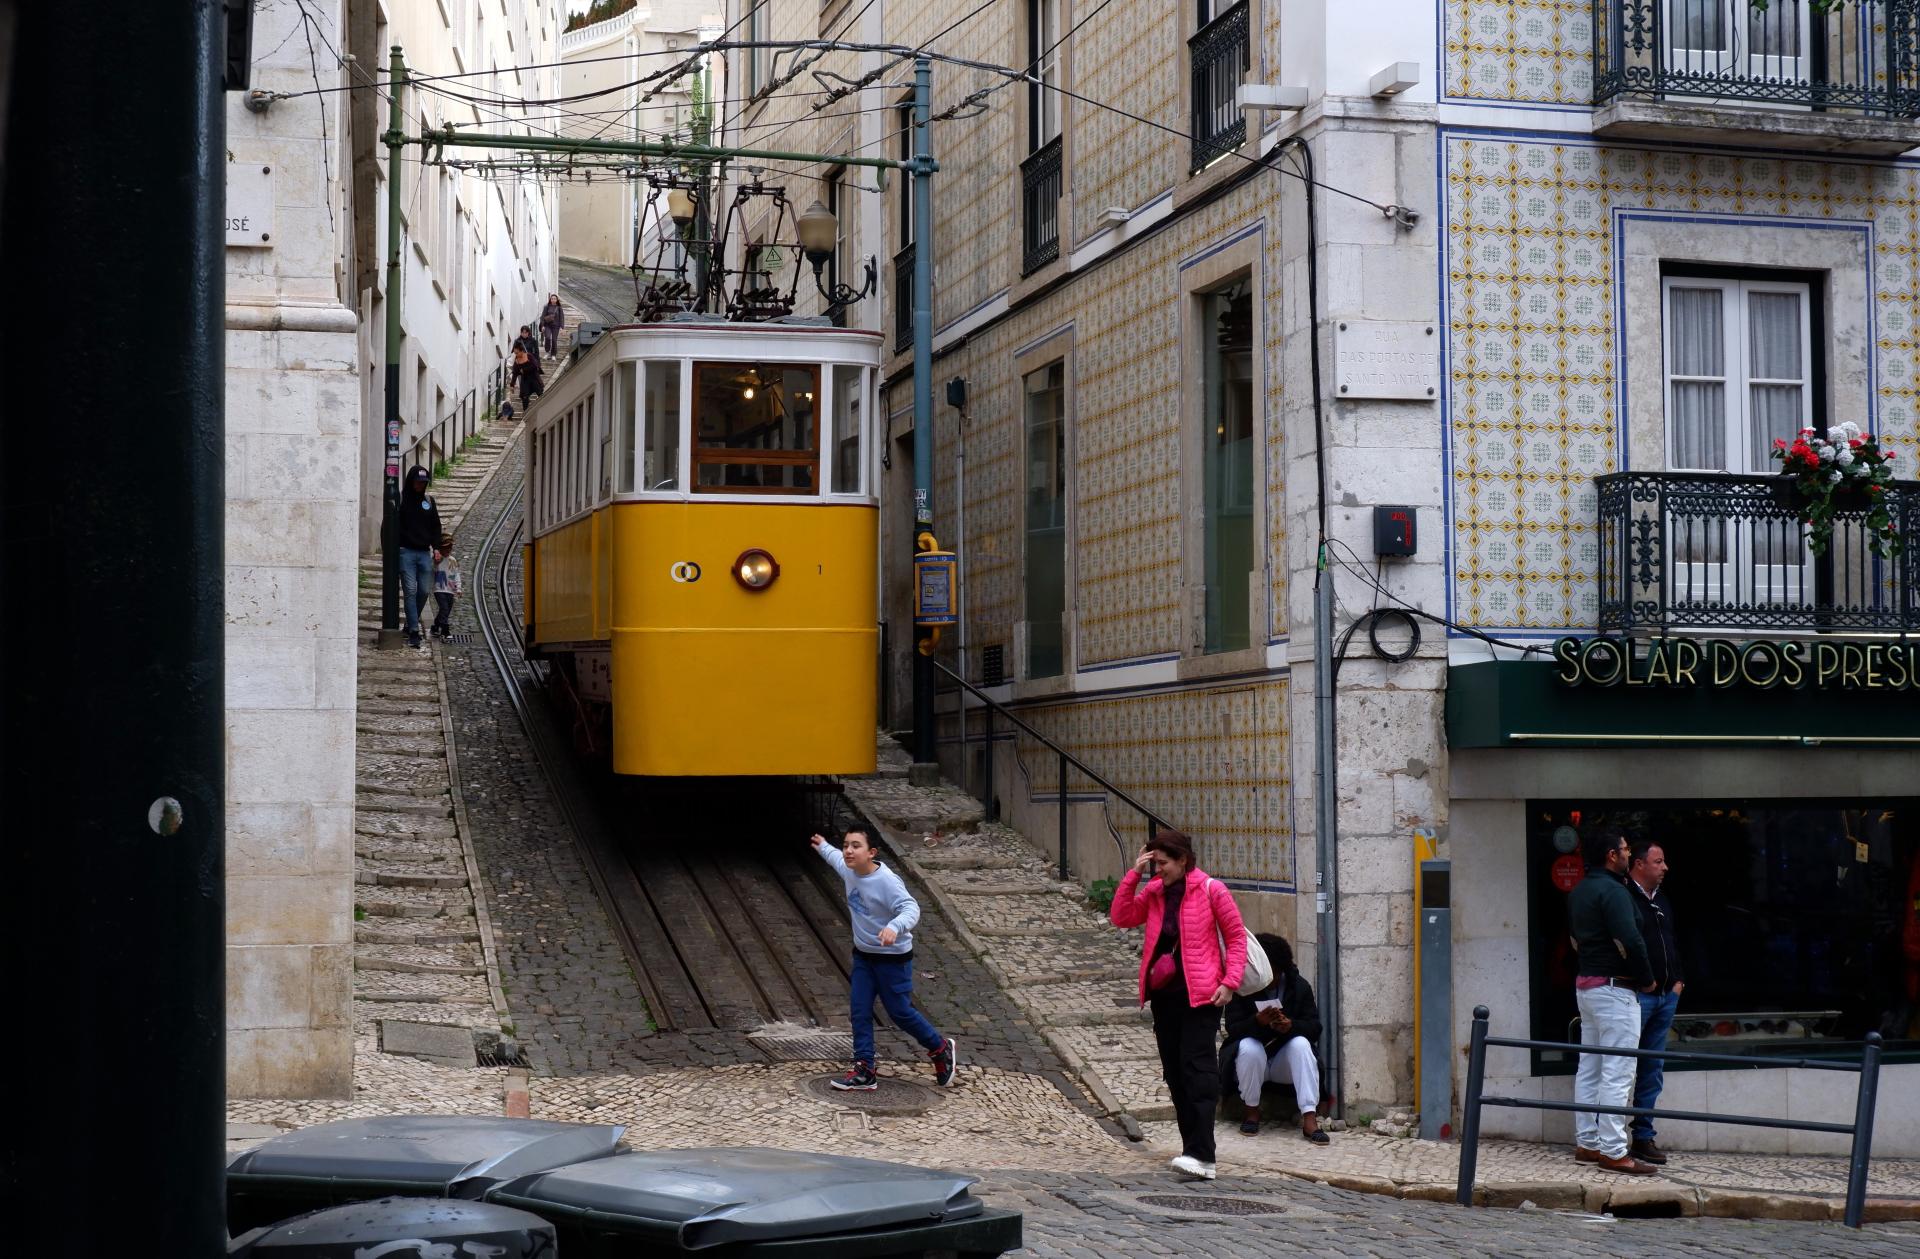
{"left": 1276, "top": 132, "right": 1342, "bottom": 1119}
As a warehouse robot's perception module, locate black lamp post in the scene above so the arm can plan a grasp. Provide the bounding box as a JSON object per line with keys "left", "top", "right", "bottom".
{"left": 796, "top": 199, "right": 875, "bottom": 320}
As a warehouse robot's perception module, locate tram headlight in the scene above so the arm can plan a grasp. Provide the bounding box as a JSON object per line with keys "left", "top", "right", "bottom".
{"left": 734, "top": 548, "right": 779, "bottom": 591}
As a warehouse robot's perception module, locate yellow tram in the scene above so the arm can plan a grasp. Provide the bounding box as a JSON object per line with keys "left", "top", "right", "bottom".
{"left": 522, "top": 318, "right": 882, "bottom": 776}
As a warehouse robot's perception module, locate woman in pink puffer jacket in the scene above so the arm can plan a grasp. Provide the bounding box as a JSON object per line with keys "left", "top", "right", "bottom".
{"left": 1109, "top": 828, "right": 1247, "bottom": 1180}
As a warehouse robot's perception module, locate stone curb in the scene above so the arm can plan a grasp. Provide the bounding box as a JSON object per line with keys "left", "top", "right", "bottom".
{"left": 433, "top": 630, "right": 513, "bottom": 1037}
{"left": 1256, "top": 1163, "right": 1920, "bottom": 1223}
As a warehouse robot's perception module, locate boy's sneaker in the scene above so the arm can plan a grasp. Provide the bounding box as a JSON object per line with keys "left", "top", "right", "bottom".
{"left": 829, "top": 1062, "right": 878, "bottom": 1091}
{"left": 930, "top": 1037, "right": 959, "bottom": 1087}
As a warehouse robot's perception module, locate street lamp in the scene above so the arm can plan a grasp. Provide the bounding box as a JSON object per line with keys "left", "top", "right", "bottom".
{"left": 666, "top": 186, "right": 696, "bottom": 232}
{"left": 795, "top": 199, "right": 875, "bottom": 318}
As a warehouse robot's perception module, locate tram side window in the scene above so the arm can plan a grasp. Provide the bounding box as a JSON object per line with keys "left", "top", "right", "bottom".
{"left": 828, "top": 364, "right": 865, "bottom": 495}
{"left": 692, "top": 360, "right": 818, "bottom": 492}
{"left": 643, "top": 360, "right": 681, "bottom": 491}
{"left": 615, "top": 362, "right": 637, "bottom": 493}
{"left": 597, "top": 373, "right": 612, "bottom": 502}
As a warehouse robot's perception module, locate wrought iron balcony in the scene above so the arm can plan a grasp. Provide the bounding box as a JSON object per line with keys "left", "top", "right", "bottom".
{"left": 1593, "top": 1, "right": 1920, "bottom": 150}
{"left": 1020, "top": 136, "right": 1063, "bottom": 276}
{"left": 893, "top": 242, "right": 915, "bottom": 355}
{"left": 1189, "top": 0, "right": 1249, "bottom": 172}
{"left": 1596, "top": 471, "right": 1919, "bottom": 635}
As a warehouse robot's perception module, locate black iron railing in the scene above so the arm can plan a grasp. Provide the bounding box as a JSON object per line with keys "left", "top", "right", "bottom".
{"left": 893, "top": 241, "right": 915, "bottom": 354}
{"left": 1594, "top": 0, "right": 1920, "bottom": 116}
{"left": 930, "top": 658, "right": 1167, "bottom": 882}
{"left": 1020, "top": 135, "right": 1063, "bottom": 275}
{"left": 1595, "top": 471, "right": 1919, "bottom": 634}
{"left": 403, "top": 387, "right": 480, "bottom": 481}
{"left": 1459, "top": 1006, "right": 1885, "bottom": 1227}
{"left": 1189, "top": 0, "right": 1249, "bottom": 171}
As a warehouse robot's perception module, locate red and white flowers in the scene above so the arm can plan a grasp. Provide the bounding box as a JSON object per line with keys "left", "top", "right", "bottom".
{"left": 1770, "top": 422, "right": 1903, "bottom": 559}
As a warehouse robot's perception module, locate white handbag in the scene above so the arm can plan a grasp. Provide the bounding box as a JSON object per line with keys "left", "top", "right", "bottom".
{"left": 1204, "top": 876, "right": 1273, "bottom": 995}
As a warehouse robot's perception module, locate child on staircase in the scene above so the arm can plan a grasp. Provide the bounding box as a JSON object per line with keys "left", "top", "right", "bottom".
{"left": 809, "top": 827, "right": 959, "bottom": 1091}
{"left": 431, "top": 533, "right": 462, "bottom": 641}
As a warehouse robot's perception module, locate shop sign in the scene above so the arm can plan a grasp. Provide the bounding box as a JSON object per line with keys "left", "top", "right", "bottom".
{"left": 1552, "top": 635, "right": 1920, "bottom": 692}
{"left": 1549, "top": 853, "right": 1584, "bottom": 892}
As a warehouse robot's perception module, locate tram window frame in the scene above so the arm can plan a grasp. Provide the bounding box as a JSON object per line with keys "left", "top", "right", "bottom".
{"left": 826, "top": 363, "right": 866, "bottom": 496}
{"left": 597, "top": 372, "right": 612, "bottom": 502}
{"left": 637, "top": 359, "right": 683, "bottom": 494}
{"left": 615, "top": 361, "right": 637, "bottom": 493}
{"left": 690, "top": 359, "right": 821, "bottom": 494}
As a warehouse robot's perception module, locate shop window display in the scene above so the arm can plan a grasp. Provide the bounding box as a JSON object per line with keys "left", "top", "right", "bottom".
{"left": 1525, "top": 799, "right": 1920, "bottom": 1073}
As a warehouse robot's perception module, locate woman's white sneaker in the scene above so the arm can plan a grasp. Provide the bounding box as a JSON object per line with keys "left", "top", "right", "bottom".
{"left": 1169, "top": 1155, "right": 1216, "bottom": 1180}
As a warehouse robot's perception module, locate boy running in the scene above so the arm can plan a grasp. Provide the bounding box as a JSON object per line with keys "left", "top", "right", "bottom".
{"left": 810, "top": 828, "right": 958, "bottom": 1090}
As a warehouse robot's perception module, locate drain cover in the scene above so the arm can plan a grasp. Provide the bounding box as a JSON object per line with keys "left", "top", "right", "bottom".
{"left": 801, "top": 1074, "right": 943, "bottom": 1114}
{"left": 1136, "top": 1194, "right": 1289, "bottom": 1216}
{"left": 748, "top": 1028, "right": 855, "bottom": 1062}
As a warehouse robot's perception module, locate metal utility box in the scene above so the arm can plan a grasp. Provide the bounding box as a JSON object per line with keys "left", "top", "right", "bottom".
{"left": 225, "top": 1115, "right": 625, "bottom": 1236}
{"left": 485, "top": 1146, "right": 1024, "bottom": 1257}
{"left": 1373, "top": 505, "right": 1417, "bottom": 557}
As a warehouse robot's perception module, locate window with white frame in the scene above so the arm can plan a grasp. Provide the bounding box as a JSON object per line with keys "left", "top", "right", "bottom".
{"left": 1662, "top": 274, "right": 1813, "bottom": 474}
{"left": 1028, "top": 0, "right": 1062, "bottom": 150}
{"left": 745, "top": 0, "right": 769, "bottom": 98}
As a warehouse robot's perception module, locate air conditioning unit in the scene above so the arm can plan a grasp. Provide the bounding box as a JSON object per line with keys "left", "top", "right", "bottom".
{"left": 666, "top": 37, "right": 680, "bottom": 50}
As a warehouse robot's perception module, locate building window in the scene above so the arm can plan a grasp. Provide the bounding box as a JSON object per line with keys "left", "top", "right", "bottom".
{"left": 826, "top": 167, "right": 851, "bottom": 328}
{"left": 1188, "top": 0, "right": 1249, "bottom": 171}
{"left": 1024, "top": 362, "right": 1067, "bottom": 679}
{"left": 1524, "top": 799, "right": 1920, "bottom": 1072}
{"left": 1663, "top": 274, "right": 1814, "bottom": 474}
{"left": 1201, "top": 278, "right": 1255, "bottom": 654}
{"left": 1028, "top": 0, "right": 1062, "bottom": 150}
{"left": 745, "top": 0, "right": 769, "bottom": 98}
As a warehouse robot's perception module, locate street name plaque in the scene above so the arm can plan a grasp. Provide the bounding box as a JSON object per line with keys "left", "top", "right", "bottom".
{"left": 1334, "top": 319, "right": 1438, "bottom": 400}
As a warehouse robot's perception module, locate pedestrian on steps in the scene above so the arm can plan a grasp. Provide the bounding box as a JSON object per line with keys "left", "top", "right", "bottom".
{"left": 517, "top": 346, "right": 544, "bottom": 407}
{"left": 396, "top": 465, "right": 442, "bottom": 650}
{"left": 539, "top": 293, "right": 565, "bottom": 357}
{"left": 809, "top": 828, "right": 959, "bottom": 1093}
{"left": 1109, "top": 828, "right": 1247, "bottom": 1182}
{"left": 430, "top": 532, "right": 462, "bottom": 641}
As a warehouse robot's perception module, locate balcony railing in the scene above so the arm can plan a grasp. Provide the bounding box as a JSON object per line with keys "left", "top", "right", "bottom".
{"left": 893, "top": 242, "right": 915, "bottom": 355}
{"left": 1020, "top": 136, "right": 1063, "bottom": 276}
{"left": 1595, "top": 471, "right": 1919, "bottom": 635}
{"left": 1189, "top": 0, "right": 1249, "bottom": 172}
{"left": 1593, "top": 0, "right": 1920, "bottom": 117}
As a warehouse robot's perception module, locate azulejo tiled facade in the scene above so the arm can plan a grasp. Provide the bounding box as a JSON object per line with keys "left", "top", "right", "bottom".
{"left": 1442, "top": 134, "right": 1920, "bottom": 630}
{"left": 1443, "top": 0, "right": 1594, "bottom": 105}
{"left": 993, "top": 678, "right": 1294, "bottom": 886}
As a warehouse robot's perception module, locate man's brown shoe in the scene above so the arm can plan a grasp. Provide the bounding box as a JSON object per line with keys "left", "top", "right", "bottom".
{"left": 1629, "top": 1139, "right": 1668, "bottom": 1165}
{"left": 1574, "top": 1146, "right": 1602, "bottom": 1163}
{"left": 1596, "top": 1153, "right": 1657, "bottom": 1175}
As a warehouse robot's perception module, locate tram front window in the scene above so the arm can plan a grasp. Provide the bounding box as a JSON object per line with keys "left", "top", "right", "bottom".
{"left": 693, "top": 361, "right": 819, "bottom": 492}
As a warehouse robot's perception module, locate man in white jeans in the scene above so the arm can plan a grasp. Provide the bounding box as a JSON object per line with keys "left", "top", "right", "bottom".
{"left": 1566, "top": 827, "right": 1658, "bottom": 1175}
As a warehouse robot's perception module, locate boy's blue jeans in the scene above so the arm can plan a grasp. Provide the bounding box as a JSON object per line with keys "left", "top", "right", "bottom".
{"left": 849, "top": 952, "right": 942, "bottom": 1065}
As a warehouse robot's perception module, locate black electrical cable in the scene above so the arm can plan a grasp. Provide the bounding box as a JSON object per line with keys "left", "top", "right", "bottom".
{"left": 1331, "top": 607, "right": 1421, "bottom": 683}
{"left": 1325, "top": 538, "right": 1552, "bottom": 657}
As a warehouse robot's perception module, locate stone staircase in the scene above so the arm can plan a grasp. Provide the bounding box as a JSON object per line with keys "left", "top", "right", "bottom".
{"left": 841, "top": 738, "right": 1170, "bottom": 1124}
{"left": 349, "top": 308, "right": 601, "bottom": 1072}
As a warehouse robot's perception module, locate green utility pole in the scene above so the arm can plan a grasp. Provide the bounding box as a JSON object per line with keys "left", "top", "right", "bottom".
{"left": 379, "top": 46, "right": 409, "bottom": 647}
{"left": 908, "top": 55, "right": 937, "bottom": 768}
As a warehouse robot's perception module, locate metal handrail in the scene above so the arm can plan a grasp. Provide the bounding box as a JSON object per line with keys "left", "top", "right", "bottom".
{"left": 929, "top": 657, "right": 1170, "bottom": 881}
{"left": 402, "top": 386, "right": 480, "bottom": 481}
{"left": 1458, "top": 1005, "right": 1885, "bottom": 1227}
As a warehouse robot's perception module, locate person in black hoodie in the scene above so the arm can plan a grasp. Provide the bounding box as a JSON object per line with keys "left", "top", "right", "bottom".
{"left": 1219, "top": 933, "right": 1328, "bottom": 1143}
{"left": 396, "top": 465, "right": 442, "bottom": 649}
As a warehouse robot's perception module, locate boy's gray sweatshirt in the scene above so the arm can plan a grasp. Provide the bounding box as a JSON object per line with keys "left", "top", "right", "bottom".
{"left": 814, "top": 844, "right": 920, "bottom": 955}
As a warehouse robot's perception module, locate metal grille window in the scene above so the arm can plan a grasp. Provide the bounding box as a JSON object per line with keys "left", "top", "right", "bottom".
{"left": 1020, "top": 137, "right": 1063, "bottom": 275}
{"left": 1189, "top": 0, "right": 1249, "bottom": 172}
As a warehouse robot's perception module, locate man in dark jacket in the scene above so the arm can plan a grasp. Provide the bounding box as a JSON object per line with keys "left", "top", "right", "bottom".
{"left": 1626, "top": 839, "right": 1683, "bottom": 1166}
{"left": 1219, "top": 934, "right": 1328, "bottom": 1144}
{"left": 396, "top": 465, "right": 442, "bottom": 649}
{"left": 1567, "top": 827, "right": 1657, "bottom": 1175}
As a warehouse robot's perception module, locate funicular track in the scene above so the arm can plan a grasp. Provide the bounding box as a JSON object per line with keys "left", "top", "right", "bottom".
{"left": 471, "top": 466, "right": 859, "bottom": 1041}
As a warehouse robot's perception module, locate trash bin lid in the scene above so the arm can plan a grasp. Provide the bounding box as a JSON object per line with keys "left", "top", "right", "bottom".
{"left": 226, "top": 1115, "right": 626, "bottom": 1196}
{"left": 488, "top": 1147, "right": 983, "bottom": 1249}
{"left": 229, "top": 1196, "right": 555, "bottom": 1257}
